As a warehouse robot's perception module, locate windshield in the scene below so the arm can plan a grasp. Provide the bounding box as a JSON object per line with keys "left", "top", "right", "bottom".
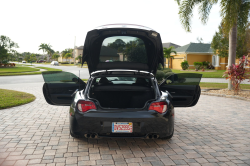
{"left": 100, "top": 36, "right": 147, "bottom": 64}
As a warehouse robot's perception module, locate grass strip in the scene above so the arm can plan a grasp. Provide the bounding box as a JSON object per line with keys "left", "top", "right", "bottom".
{"left": 0, "top": 67, "right": 39, "bottom": 73}
{"left": 0, "top": 67, "right": 62, "bottom": 76}
{"left": 171, "top": 69, "right": 226, "bottom": 78}
{"left": 200, "top": 82, "right": 250, "bottom": 89}
{"left": 0, "top": 89, "right": 36, "bottom": 109}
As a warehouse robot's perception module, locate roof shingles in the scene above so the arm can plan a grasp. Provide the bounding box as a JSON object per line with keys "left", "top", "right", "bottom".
{"left": 175, "top": 43, "right": 213, "bottom": 53}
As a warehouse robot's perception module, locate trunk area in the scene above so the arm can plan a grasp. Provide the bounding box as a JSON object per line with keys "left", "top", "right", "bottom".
{"left": 89, "top": 85, "right": 155, "bottom": 108}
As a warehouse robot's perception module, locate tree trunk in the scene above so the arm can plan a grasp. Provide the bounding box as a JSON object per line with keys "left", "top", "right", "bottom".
{"left": 228, "top": 23, "right": 237, "bottom": 90}
{"left": 168, "top": 57, "right": 170, "bottom": 68}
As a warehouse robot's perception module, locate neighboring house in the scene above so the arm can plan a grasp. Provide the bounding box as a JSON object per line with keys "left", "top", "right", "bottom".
{"left": 58, "top": 46, "right": 83, "bottom": 63}
{"left": 168, "top": 43, "right": 226, "bottom": 70}
{"left": 99, "top": 46, "right": 120, "bottom": 61}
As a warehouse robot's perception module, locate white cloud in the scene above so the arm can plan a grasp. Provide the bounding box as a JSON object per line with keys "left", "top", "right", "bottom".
{"left": 0, "top": 0, "right": 221, "bottom": 53}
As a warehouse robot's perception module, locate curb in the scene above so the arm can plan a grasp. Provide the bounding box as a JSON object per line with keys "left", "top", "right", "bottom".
{"left": 201, "top": 92, "right": 250, "bottom": 101}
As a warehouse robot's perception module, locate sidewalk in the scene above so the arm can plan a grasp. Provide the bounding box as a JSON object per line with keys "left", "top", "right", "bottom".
{"left": 201, "top": 78, "right": 250, "bottom": 84}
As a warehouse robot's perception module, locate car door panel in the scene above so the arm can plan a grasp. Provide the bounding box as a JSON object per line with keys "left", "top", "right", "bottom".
{"left": 159, "top": 73, "right": 202, "bottom": 107}
{"left": 42, "top": 71, "right": 86, "bottom": 106}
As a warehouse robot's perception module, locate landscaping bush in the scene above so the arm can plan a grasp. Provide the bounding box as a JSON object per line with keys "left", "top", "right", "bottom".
{"left": 60, "top": 62, "right": 69, "bottom": 64}
{"left": 207, "top": 63, "right": 215, "bottom": 69}
{"left": 181, "top": 60, "right": 189, "bottom": 70}
{"left": 202, "top": 61, "right": 210, "bottom": 69}
{"left": 163, "top": 68, "right": 172, "bottom": 73}
{"left": 156, "top": 70, "right": 165, "bottom": 82}
{"left": 157, "top": 63, "right": 163, "bottom": 70}
{"left": 223, "top": 55, "right": 250, "bottom": 94}
{"left": 194, "top": 62, "right": 203, "bottom": 71}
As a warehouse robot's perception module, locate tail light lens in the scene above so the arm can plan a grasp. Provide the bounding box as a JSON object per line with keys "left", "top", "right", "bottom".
{"left": 148, "top": 102, "right": 167, "bottom": 114}
{"left": 77, "top": 100, "right": 96, "bottom": 113}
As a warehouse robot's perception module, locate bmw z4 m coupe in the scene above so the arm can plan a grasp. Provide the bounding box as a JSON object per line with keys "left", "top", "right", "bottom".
{"left": 42, "top": 24, "right": 202, "bottom": 139}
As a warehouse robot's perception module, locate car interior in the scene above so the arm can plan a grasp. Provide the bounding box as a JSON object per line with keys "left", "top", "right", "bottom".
{"left": 89, "top": 77, "right": 155, "bottom": 108}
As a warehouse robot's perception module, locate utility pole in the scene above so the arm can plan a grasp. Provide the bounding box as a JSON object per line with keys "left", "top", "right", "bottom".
{"left": 73, "top": 36, "right": 76, "bottom": 64}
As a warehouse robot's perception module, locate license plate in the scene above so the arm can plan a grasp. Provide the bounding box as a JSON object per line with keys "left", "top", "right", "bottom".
{"left": 112, "top": 122, "right": 133, "bottom": 133}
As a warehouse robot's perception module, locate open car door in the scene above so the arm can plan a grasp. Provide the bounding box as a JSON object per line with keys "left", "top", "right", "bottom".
{"left": 159, "top": 73, "right": 202, "bottom": 107}
{"left": 42, "top": 71, "right": 86, "bottom": 106}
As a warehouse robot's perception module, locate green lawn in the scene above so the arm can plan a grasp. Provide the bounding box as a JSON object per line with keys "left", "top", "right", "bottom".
{"left": 171, "top": 69, "right": 226, "bottom": 78}
{"left": 200, "top": 82, "right": 250, "bottom": 89}
{"left": 0, "top": 67, "right": 40, "bottom": 73}
{"left": 0, "top": 66, "right": 62, "bottom": 76}
{"left": 0, "top": 89, "right": 36, "bottom": 109}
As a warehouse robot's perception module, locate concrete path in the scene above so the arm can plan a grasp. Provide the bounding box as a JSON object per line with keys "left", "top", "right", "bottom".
{"left": 0, "top": 83, "right": 250, "bottom": 166}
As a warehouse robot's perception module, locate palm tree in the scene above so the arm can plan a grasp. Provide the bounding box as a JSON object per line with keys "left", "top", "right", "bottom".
{"left": 75, "top": 54, "right": 82, "bottom": 63}
{"left": 163, "top": 46, "right": 176, "bottom": 68}
{"left": 39, "top": 43, "right": 54, "bottom": 62}
{"left": 176, "top": 0, "right": 250, "bottom": 89}
{"left": 38, "top": 43, "right": 47, "bottom": 56}
{"left": 63, "top": 53, "right": 73, "bottom": 62}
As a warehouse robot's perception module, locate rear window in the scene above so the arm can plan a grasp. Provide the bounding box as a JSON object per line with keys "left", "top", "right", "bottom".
{"left": 93, "top": 77, "right": 150, "bottom": 85}
{"left": 100, "top": 36, "right": 147, "bottom": 63}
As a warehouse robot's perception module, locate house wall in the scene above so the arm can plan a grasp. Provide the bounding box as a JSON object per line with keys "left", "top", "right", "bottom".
{"left": 187, "top": 54, "right": 212, "bottom": 69}
{"left": 219, "top": 57, "right": 228, "bottom": 70}
{"left": 170, "top": 54, "right": 185, "bottom": 69}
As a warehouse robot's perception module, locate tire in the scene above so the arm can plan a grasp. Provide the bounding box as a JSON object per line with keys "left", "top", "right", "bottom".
{"left": 161, "top": 128, "right": 174, "bottom": 140}
{"left": 70, "top": 130, "right": 83, "bottom": 138}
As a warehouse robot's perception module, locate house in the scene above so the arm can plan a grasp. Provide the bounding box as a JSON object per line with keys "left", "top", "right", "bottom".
{"left": 58, "top": 46, "right": 83, "bottom": 63}
{"left": 167, "top": 43, "right": 225, "bottom": 70}
{"left": 100, "top": 46, "right": 120, "bottom": 61}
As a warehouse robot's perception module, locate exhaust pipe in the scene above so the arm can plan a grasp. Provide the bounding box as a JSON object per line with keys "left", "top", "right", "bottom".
{"left": 91, "top": 134, "right": 96, "bottom": 138}
{"left": 148, "top": 134, "right": 153, "bottom": 139}
{"left": 153, "top": 134, "right": 158, "bottom": 139}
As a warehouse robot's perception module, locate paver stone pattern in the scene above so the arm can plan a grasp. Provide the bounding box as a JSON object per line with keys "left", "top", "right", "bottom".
{"left": 0, "top": 83, "right": 250, "bottom": 166}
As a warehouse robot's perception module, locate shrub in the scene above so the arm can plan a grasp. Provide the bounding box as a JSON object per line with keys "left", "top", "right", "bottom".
{"left": 181, "top": 61, "right": 189, "bottom": 70}
{"left": 157, "top": 63, "right": 163, "bottom": 70}
{"left": 163, "top": 68, "right": 172, "bottom": 73}
{"left": 202, "top": 61, "right": 210, "bottom": 69}
{"left": 193, "top": 62, "right": 203, "bottom": 71}
{"left": 223, "top": 55, "right": 250, "bottom": 94}
{"left": 61, "top": 62, "right": 69, "bottom": 64}
{"left": 156, "top": 70, "right": 165, "bottom": 82}
{"left": 207, "top": 63, "right": 215, "bottom": 69}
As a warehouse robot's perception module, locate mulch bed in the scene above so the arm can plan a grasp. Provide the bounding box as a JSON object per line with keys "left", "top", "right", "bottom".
{"left": 201, "top": 89, "right": 250, "bottom": 101}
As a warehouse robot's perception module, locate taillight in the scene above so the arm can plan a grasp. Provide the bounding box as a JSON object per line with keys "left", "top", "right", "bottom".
{"left": 77, "top": 100, "right": 96, "bottom": 113}
{"left": 148, "top": 102, "right": 167, "bottom": 114}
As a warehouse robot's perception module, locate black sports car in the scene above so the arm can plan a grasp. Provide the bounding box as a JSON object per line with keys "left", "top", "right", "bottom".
{"left": 42, "top": 24, "right": 202, "bottom": 139}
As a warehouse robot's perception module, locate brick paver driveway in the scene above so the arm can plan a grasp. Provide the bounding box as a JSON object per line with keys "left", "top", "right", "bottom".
{"left": 0, "top": 83, "right": 250, "bottom": 166}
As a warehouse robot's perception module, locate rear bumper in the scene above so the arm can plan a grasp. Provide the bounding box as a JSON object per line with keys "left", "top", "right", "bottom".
{"left": 70, "top": 109, "right": 174, "bottom": 138}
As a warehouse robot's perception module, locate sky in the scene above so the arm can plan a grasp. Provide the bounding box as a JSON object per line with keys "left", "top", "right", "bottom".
{"left": 0, "top": 0, "right": 221, "bottom": 54}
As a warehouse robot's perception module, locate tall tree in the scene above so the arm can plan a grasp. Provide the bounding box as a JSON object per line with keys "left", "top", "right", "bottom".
{"left": 0, "top": 36, "right": 19, "bottom": 62}
{"left": 38, "top": 43, "right": 47, "bottom": 56}
{"left": 63, "top": 53, "right": 73, "bottom": 62}
{"left": 176, "top": 0, "right": 250, "bottom": 89}
{"left": 211, "top": 22, "right": 249, "bottom": 58}
{"left": 39, "top": 43, "right": 54, "bottom": 62}
{"left": 52, "top": 53, "right": 60, "bottom": 61}
{"left": 163, "top": 46, "right": 177, "bottom": 68}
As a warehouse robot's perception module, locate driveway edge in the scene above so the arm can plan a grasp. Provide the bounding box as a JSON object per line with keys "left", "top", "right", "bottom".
{"left": 201, "top": 91, "right": 250, "bottom": 101}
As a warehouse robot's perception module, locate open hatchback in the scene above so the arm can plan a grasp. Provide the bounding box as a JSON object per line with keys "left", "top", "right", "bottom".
{"left": 42, "top": 24, "right": 202, "bottom": 139}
